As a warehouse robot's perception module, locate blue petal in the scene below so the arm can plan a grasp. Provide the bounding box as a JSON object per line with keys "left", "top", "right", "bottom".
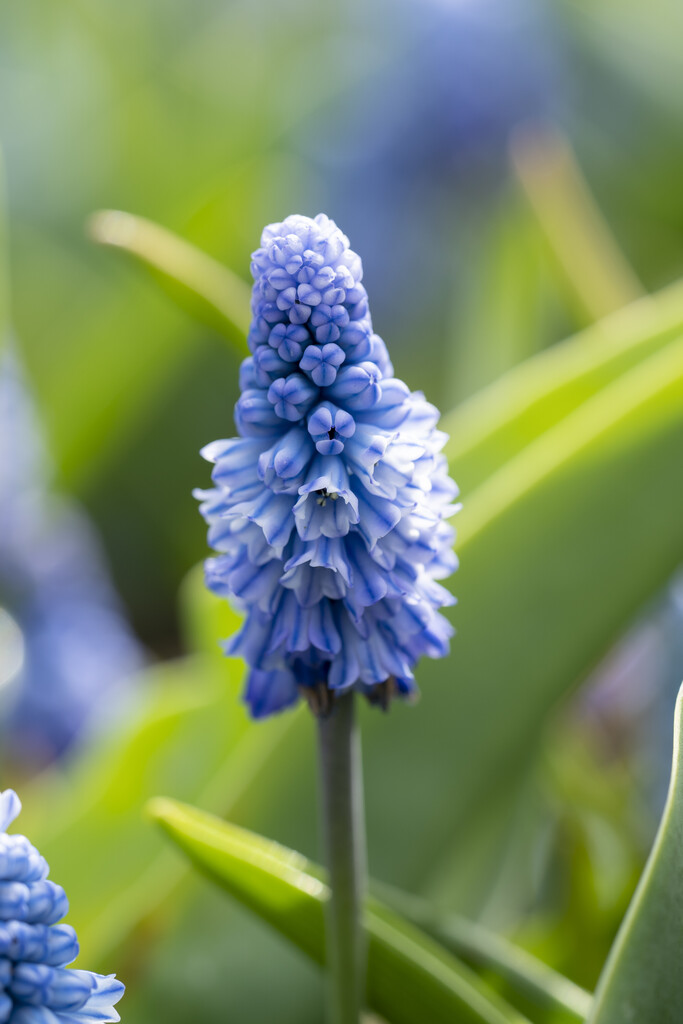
{"left": 308, "top": 601, "right": 342, "bottom": 657}
{"left": 9, "top": 963, "right": 94, "bottom": 1012}
{"left": 353, "top": 483, "right": 402, "bottom": 548}
{"left": 0, "top": 792, "right": 21, "bottom": 833}
{"left": 224, "top": 610, "right": 275, "bottom": 669}
{"left": 355, "top": 378, "right": 410, "bottom": 428}
{"left": 344, "top": 536, "right": 388, "bottom": 607}
{"left": 228, "top": 488, "right": 296, "bottom": 552}
{"left": 285, "top": 536, "right": 353, "bottom": 587}
{"left": 227, "top": 558, "right": 283, "bottom": 615}
{"left": 8, "top": 1007, "right": 61, "bottom": 1024}
{"left": 267, "top": 374, "right": 318, "bottom": 421}
{"left": 55, "top": 972, "right": 124, "bottom": 1023}
{"left": 327, "top": 363, "right": 381, "bottom": 410}
{"left": 234, "top": 390, "right": 283, "bottom": 437}
{"left": 25, "top": 882, "right": 69, "bottom": 926}
{"left": 245, "top": 668, "right": 299, "bottom": 718}
{"left": 0, "top": 922, "right": 78, "bottom": 967}
{"left": 343, "top": 424, "right": 391, "bottom": 477}
{"left": 258, "top": 428, "right": 313, "bottom": 491}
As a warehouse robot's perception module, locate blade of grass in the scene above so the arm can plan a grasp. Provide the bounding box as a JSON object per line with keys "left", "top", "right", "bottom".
{"left": 375, "top": 884, "right": 591, "bottom": 1024}
{"left": 444, "top": 277, "right": 683, "bottom": 493}
{"left": 88, "top": 209, "right": 251, "bottom": 352}
{"left": 511, "top": 126, "right": 643, "bottom": 323}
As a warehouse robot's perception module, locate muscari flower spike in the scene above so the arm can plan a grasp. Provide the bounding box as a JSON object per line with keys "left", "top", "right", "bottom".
{"left": 196, "top": 214, "right": 460, "bottom": 718}
{"left": 0, "top": 790, "right": 124, "bottom": 1024}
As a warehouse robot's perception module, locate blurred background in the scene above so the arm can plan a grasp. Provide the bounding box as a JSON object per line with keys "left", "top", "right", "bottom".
{"left": 1, "top": 0, "right": 683, "bottom": 1020}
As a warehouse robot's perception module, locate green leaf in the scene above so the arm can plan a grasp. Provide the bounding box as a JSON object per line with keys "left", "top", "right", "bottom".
{"left": 88, "top": 209, "right": 251, "bottom": 354}
{"left": 148, "top": 798, "right": 535, "bottom": 1024}
{"left": 447, "top": 193, "right": 555, "bottom": 402}
{"left": 12, "top": 222, "right": 210, "bottom": 492}
{"left": 587, "top": 683, "right": 683, "bottom": 1024}
{"left": 444, "top": 278, "right": 683, "bottom": 494}
{"left": 376, "top": 886, "right": 591, "bottom": 1024}
{"left": 511, "top": 127, "right": 643, "bottom": 324}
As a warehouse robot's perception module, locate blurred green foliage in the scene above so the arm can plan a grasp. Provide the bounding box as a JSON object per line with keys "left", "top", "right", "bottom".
{"left": 1, "top": 1, "right": 683, "bottom": 1021}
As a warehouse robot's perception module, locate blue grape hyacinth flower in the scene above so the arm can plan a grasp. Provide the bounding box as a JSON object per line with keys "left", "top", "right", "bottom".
{"left": 0, "top": 790, "right": 124, "bottom": 1024}
{"left": 196, "top": 214, "right": 459, "bottom": 718}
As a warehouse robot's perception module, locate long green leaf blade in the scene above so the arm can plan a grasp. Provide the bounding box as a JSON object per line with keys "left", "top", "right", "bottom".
{"left": 511, "top": 127, "right": 643, "bottom": 323}
{"left": 148, "top": 798, "right": 533, "bottom": 1024}
{"left": 444, "top": 278, "right": 683, "bottom": 493}
{"left": 377, "top": 886, "right": 591, "bottom": 1023}
{"left": 88, "top": 209, "right": 251, "bottom": 352}
{"left": 588, "top": 683, "right": 683, "bottom": 1024}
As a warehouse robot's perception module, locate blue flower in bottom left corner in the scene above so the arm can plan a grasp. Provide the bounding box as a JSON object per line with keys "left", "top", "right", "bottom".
{"left": 0, "top": 791, "right": 124, "bottom": 1024}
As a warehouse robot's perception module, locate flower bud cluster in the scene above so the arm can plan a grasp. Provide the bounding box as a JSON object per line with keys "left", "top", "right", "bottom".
{"left": 0, "top": 790, "right": 123, "bottom": 1024}
{"left": 197, "top": 214, "right": 459, "bottom": 717}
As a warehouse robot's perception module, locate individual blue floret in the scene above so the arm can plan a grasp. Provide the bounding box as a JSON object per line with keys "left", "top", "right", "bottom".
{"left": 197, "top": 214, "right": 460, "bottom": 718}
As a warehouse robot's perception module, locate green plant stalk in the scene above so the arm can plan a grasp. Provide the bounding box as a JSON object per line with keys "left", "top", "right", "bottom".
{"left": 318, "top": 692, "right": 367, "bottom": 1024}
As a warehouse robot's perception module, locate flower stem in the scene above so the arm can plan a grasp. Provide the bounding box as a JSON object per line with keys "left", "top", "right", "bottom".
{"left": 317, "top": 690, "right": 367, "bottom": 1024}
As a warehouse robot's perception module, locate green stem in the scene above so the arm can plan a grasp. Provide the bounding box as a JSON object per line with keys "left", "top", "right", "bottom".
{"left": 317, "top": 690, "right": 367, "bottom": 1024}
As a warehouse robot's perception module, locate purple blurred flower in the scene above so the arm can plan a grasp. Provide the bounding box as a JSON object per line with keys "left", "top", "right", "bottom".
{"left": 196, "top": 214, "right": 459, "bottom": 718}
{"left": 300, "top": 0, "right": 563, "bottom": 385}
{"left": 0, "top": 349, "right": 142, "bottom": 764}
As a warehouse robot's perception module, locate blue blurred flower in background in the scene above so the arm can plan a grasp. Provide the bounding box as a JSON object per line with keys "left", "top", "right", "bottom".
{"left": 197, "top": 213, "right": 459, "bottom": 718}
{"left": 581, "top": 571, "right": 683, "bottom": 814}
{"left": 0, "top": 789, "right": 124, "bottom": 1023}
{"left": 301, "top": 0, "right": 564, "bottom": 392}
{"left": 0, "top": 349, "right": 142, "bottom": 766}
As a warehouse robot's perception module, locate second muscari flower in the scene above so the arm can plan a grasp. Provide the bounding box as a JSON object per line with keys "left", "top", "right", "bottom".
{"left": 196, "top": 213, "right": 460, "bottom": 718}
{"left": 0, "top": 789, "right": 124, "bottom": 1024}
